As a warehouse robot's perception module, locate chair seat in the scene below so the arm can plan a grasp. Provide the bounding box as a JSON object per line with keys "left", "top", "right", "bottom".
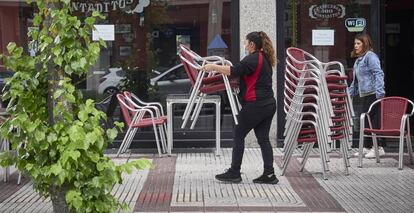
{"left": 364, "top": 128, "right": 406, "bottom": 136}
{"left": 131, "top": 118, "right": 165, "bottom": 128}
{"left": 200, "top": 82, "right": 239, "bottom": 94}
{"left": 325, "top": 75, "right": 348, "bottom": 82}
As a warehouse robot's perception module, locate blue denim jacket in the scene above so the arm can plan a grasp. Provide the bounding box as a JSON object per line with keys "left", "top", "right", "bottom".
{"left": 348, "top": 51, "right": 385, "bottom": 99}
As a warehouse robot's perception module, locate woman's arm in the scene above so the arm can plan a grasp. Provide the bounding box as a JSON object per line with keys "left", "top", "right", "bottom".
{"left": 202, "top": 64, "right": 231, "bottom": 76}
{"left": 367, "top": 53, "right": 385, "bottom": 99}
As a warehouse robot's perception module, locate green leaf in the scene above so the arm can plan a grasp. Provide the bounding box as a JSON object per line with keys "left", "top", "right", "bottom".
{"left": 40, "top": 141, "right": 49, "bottom": 150}
{"left": 50, "top": 163, "right": 63, "bottom": 176}
{"left": 68, "top": 126, "right": 85, "bottom": 140}
{"left": 79, "top": 57, "right": 87, "bottom": 69}
{"left": 96, "top": 163, "right": 105, "bottom": 172}
{"left": 52, "top": 46, "right": 61, "bottom": 56}
{"left": 34, "top": 131, "right": 46, "bottom": 142}
{"left": 66, "top": 190, "right": 82, "bottom": 210}
{"left": 78, "top": 110, "right": 88, "bottom": 122}
{"left": 62, "top": 150, "right": 81, "bottom": 165}
{"left": 106, "top": 128, "right": 118, "bottom": 141}
{"left": 53, "top": 89, "right": 64, "bottom": 99}
{"left": 85, "top": 132, "right": 98, "bottom": 144}
{"left": 47, "top": 133, "right": 58, "bottom": 143}
{"left": 7, "top": 42, "right": 16, "bottom": 53}
{"left": 25, "top": 163, "right": 34, "bottom": 171}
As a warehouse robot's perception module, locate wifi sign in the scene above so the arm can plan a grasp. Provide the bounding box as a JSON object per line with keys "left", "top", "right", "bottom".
{"left": 345, "top": 18, "right": 366, "bottom": 32}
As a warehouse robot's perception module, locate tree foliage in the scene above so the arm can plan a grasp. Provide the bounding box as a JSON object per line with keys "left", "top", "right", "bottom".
{"left": 0, "top": 1, "right": 151, "bottom": 212}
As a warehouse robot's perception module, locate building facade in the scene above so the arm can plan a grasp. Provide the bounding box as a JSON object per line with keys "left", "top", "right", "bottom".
{"left": 0, "top": 0, "right": 413, "bottom": 147}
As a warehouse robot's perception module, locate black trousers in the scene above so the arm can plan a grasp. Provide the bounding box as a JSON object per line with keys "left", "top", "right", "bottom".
{"left": 359, "top": 94, "right": 386, "bottom": 148}
{"left": 230, "top": 101, "right": 276, "bottom": 172}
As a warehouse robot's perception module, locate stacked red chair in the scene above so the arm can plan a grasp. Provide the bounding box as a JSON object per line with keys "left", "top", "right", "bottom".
{"left": 281, "top": 47, "right": 354, "bottom": 180}
{"left": 178, "top": 44, "right": 240, "bottom": 129}
{"left": 116, "top": 93, "right": 167, "bottom": 156}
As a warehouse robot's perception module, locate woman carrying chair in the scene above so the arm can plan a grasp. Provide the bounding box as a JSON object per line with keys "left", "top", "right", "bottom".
{"left": 202, "top": 31, "right": 278, "bottom": 184}
{"left": 349, "top": 34, "right": 386, "bottom": 158}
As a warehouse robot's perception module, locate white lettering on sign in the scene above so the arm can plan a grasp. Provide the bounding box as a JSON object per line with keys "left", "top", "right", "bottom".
{"left": 309, "top": 4, "right": 345, "bottom": 19}
{"left": 345, "top": 18, "right": 366, "bottom": 32}
{"left": 71, "top": 0, "right": 149, "bottom": 14}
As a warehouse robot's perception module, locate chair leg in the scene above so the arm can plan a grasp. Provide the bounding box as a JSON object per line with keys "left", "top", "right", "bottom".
{"left": 358, "top": 133, "right": 364, "bottom": 168}
{"left": 318, "top": 145, "right": 328, "bottom": 180}
{"left": 398, "top": 134, "right": 404, "bottom": 170}
{"left": 117, "top": 126, "right": 133, "bottom": 156}
{"left": 122, "top": 128, "right": 139, "bottom": 154}
{"left": 406, "top": 120, "right": 413, "bottom": 165}
{"left": 152, "top": 123, "right": 162, "bottom": 157}
{"left": 340, "top": 138, "right": 349, "bottom": 175}
{"left": 17, "top": 172, "right": 21, "bottom": 185}
{"left": 282, "top": 122, "right": 301, "bottom": 160}
{"left": 372, "top": 134, "right": 380, "bottom": 163}
{"left": 181, "top": 90, "right": 200, "bottom": 128}
{"left": 158, "top": 125, "right": 167, "bottom": 153}
{"left": 190, "top": 94, "right": 206, "bottom": 129}
{"left": 299, "top": 143, "right": 313, "bottom": 172}
{"left": 161, "top": 123, "right": 169, "bottom": 153}
{"left": 281, "top": 140, "right": 298, "bottom": 176}
{"left": 182, "top": 79, "right": 201, "bottom": 121}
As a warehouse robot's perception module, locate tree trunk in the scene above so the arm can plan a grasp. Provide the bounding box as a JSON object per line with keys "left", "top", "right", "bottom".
{"left": 44, "top": 2, "right": 71, "bottom": 213}
{"left": 49, "top": 185, "right": 72, "bottom": 213}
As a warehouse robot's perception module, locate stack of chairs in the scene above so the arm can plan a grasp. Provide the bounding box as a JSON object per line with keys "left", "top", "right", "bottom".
{"left": 178, "top": 44, "right": 241, "bottom": 129}
{"left": 116, "top": 92, "right": 168, "bottom": 157}
{"left": 281, "top": 47, "right": 355, "bottom": 180}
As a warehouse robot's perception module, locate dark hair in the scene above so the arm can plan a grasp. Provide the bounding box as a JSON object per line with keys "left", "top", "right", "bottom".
{"left": 351, "top": 34, "right": 373, "bottom": 58}
{"left": 245, "top": 31, "right": 276, "bottom": 67}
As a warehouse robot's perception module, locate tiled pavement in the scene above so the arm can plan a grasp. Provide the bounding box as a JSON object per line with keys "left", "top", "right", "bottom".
{"left": 1, "top": 148, "right": 414, "bottom": 212}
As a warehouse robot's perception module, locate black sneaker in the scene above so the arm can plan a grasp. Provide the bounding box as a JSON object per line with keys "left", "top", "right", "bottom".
{"left": 215, "top": 169, "right": 242, "bottom": 183}
{"left": 253, "top": 172, "right": 279, "bottom": 184}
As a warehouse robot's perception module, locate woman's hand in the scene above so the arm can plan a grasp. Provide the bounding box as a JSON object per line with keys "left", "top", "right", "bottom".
{"left": 202, "top": 64, "right": 216, "bottom": 72}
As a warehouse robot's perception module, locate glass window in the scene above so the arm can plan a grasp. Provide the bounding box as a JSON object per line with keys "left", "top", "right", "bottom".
{"left": 0, "top": 1, "right": 233, "bottom": 101}
{"left": 159, "top": 65, "right": 186, "bottom": 81}
{"left": 285, "top": 0, "right": 372, "bottom": 69}
{"left": 284, "top": 0, "right": 373, "bottom": 142}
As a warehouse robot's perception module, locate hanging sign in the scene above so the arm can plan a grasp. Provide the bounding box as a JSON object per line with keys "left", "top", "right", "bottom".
{"left": 345, "top": 18, "right": 366, "bottom": 32}
{"left": 71, "top": 0, "right": 150, "bottom": 14}
{"left": 309, "top": 4, "right": 345, "bottom": 19}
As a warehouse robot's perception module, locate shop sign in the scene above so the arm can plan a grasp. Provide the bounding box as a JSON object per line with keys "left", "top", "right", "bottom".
{"left": 345, "top": 18, "right": 366, "bottom": 32}
{"left": 309, "top": 4, "right": 345, "bottom": 19}
{"left": 71, "top": 0, "right": 150, "bottom": 14}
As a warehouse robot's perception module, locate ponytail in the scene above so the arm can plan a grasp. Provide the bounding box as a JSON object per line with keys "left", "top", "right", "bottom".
{"left": 245, "top": 31, "right": 277, "bottom": 67}
{"left": 259, "top": 31, "right": 276, "bottom": 67}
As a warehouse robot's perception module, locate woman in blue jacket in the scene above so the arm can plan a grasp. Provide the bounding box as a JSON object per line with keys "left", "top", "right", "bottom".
{"left": 349, "top": 34, "right": 386, "bottom": 158}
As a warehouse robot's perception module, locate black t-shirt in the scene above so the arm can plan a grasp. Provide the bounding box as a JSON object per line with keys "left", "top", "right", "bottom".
{"left": 230, "top": 51, "right": 275, "bottom": 105}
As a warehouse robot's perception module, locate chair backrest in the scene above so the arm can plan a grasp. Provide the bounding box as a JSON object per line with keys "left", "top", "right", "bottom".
{"left": 380, "top": 97, "right": 411, "bottom": 130}
{"left": 179, "top": 45, "right": 202, "bottom": 86}
{"left": 117, "top": 94, "right": 133, "bottom": 126}
{"left": 179, "top": 50, "right": 198, "bottom": 86}
{"left": 286, "top": 47, "right": 306, "bottom": 71}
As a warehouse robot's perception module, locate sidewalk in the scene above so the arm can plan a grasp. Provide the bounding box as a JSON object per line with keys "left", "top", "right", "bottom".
{"left": 1, "top": 148, "right": 414, "bottom": 212}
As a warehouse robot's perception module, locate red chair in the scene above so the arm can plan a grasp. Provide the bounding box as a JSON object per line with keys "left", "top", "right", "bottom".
{"left": 123, "top": 91, "right": 168, "bottom": 153}
{"left": 358, "top": 96, "right": 414, "bottom": 169}
{"left": 179, "top": 44, "right": 240, "bottom": 129}
{"left": 116, "top": 94, "right": 166, "bottom": 157}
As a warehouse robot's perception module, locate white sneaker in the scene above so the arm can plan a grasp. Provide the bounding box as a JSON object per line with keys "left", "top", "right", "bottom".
{"left": 365, "top": 147, "right": 385, "bottom": 159}
{"left": 353, "top": 148, "right": 370, "bottom": 157}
